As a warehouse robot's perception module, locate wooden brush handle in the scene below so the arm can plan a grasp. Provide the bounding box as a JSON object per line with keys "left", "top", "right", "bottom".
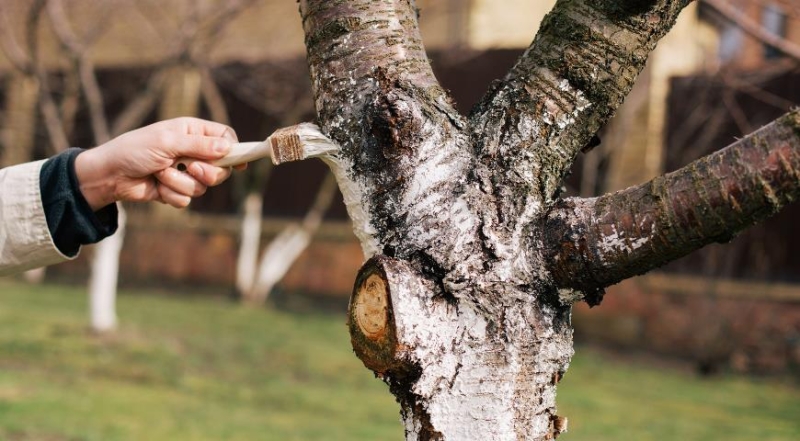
{"left": 173, "top": 141, "right": 270, "bottom": 171}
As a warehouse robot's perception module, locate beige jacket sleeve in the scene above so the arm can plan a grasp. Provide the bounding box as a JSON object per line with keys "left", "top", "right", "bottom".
{"left": 0, "top": 160, "right": 73, "bottom": 276}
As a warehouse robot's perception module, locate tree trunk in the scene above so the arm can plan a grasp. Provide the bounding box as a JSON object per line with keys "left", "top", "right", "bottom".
{"left": 250, "top": 171, "right": 338, "bottom": 302}
{"left": 237, "top": 172, "right": 338, "bottom": 304}
{"left": 1, "top": 74, "right": 38, "bottom": 167}
{"left": 290, "top": 1, "right": 800, "bottom": 439}
{"left": 236, "top": 192, "right": 264, "bottom": 297}
{"left": 88, "top": 205, "right": 125, "bottom": 332}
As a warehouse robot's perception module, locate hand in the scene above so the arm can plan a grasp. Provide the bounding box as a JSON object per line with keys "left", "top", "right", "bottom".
{"left": 74, "top": 117, "right": 241, "bottom": 210}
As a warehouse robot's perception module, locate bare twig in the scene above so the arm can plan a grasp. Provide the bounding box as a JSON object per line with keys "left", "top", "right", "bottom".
{"left": 199, "top": 66, "right": 230, "bottom": 126}
{"left": 26, "top": 0, "right": 70, "bottom": 152}
{"left": 703, "top": 0, "right": 800, "bottom": 61}
{"left": 59, "top": 68, "right": 81, "bottom": 140}
{"left": 721, "top": 87, "right": 752, "bottom": 135}
{"left": 110, "top": 71, "right": 167, "bottom": 136}
{"left": 47, "top": 0, "right": 111, "bottom": 143}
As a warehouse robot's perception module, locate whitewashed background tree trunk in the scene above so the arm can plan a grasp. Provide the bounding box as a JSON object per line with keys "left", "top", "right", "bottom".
{"left": 280, "top": 1, "right": 800, "bottom": 440}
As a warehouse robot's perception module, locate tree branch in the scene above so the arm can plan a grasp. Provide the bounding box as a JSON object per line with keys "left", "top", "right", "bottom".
{"left": 703, "top": 0, "right": 800, "bottom": 62}
{"left": 299, "top": 0, "right": 442, "bottom": 143}
{"left": 469, "top": 0, "right": 692, "bottom": 217}
{"left": 544, "top": 110, "right": 800, "bottom": 305}
{"left": 0, "top": 5, "right": 32, "bottom": 73}
{"left": 249, "top": 171, "right": 338, "bottom": 302}
{"left": 199, "top": 66, "right": 230, "bottom": 126}
{"left": 48, "top": 0, "right": 111, "bottom": 144}
{"left": 298, "top": 0, "right": 479, "bottom": 266}
{"left": 25, "top": 0, "right": 70, "bottom": 153}
{"left": 112, "top": 0, "right": 249, "bottom": 136}
{"left": 110, "top": 70, "right": 167, "bottom": 136}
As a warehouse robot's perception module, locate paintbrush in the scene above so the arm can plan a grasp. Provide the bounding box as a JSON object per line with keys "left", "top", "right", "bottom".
{"left": 173, "top": 123, "right": 339, "bottom": 171}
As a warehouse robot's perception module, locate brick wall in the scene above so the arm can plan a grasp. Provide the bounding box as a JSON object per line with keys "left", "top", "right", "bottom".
{"left": 49, "top": 214, "right": 365, "bottom": 298}
{"left": 573, "top": 274, "right": 800, "bottom": 376}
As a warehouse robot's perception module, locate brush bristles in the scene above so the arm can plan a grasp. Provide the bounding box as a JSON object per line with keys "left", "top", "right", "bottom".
{"left": 269, "top": 126, "right": 304, "bottom": 164}
{"left": 269, "top": 123, "right": 339, "bottom": 165}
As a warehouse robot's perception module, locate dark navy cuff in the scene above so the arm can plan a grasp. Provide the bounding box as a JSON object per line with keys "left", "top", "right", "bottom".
{"left": 40, "top": 148, "right": 119, "bottom": 257}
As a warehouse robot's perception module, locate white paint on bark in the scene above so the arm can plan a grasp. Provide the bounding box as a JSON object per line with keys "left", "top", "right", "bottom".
{"left": 251, "top": 224, "right": 312, "bottom": 300}
{"left": 322, "top": 155, "right": 382, "bottom": 259}
{"left": 236, "top": 192, "right": 262, "bottom": 296}
{"left": 398, "top": 121, "right": 475, "bottom": 255}
{"left": 384, "top": 261, "right": 572, "bottom": 440}
{"left": 599, "top": 224, "right": 650, "bottom": 256}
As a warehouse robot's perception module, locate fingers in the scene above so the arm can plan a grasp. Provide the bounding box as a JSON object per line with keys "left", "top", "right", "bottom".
{"left": 177, "top": 117, "right": 239, "bottom": 141}
{"left": 172, "top": 134, "right": 233, "bottom": 161}
{"left": 154, "top": 167, "right": 208, "bottom": 201}
{"left": 121, "top": 117, "right": 241, "bottom": 208}
{"left": 161, "top": 117, "right": 239, "bottom": 161}
{"left": 157, "top": 183, "right": 192, "bottom": 208}
{"left": 187, "top": 161, "right": 233, "bottom": 187}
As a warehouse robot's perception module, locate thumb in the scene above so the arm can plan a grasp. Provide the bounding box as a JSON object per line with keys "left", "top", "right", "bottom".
{"left": 173, "top": 134, "right": 232, "bottom": 161}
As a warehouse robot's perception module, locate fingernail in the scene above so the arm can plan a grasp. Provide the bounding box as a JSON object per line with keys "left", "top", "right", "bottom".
{"left": 215, "top": 140, "right": 231, "bottom": 154}
{"left": 223, "top": 127, "right": 239, "bottom": 142}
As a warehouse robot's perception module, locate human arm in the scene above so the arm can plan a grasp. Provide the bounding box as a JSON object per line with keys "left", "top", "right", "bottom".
{"left": 0, "top": 117, "right": 238, "bottom": 276}
{"left": 74, "top": 117, "right": 238, "bottom": 210}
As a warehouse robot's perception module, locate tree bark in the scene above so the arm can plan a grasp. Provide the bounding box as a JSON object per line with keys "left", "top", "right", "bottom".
{"left": 293, "top": 1, "right": 800, "bottom": 439}
{"left": 545, "top": 112, "right": 800, "bottom": 304}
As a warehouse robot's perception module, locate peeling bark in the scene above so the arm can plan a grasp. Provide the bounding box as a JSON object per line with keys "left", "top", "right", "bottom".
{"left": 292, "top": 0, "right": 800, "bottom": 439}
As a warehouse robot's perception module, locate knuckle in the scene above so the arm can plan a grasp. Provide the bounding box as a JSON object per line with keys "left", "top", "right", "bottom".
{"left": 208, "top": 170, "right": 225, "bottom": 186}
{"left": 175, "top": 116, "right": 196, "bottom": 126}
{"left": 156, "top": 130, "right": 177, "bottom": 149}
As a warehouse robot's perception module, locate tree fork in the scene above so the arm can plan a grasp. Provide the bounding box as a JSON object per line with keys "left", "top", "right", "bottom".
{"left": 290, "top": 0, "right": 800, "bottom": 439}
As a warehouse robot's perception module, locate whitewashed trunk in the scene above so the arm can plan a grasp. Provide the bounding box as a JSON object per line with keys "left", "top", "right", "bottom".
{"left": 236, "top": 192, "right": 263, "bottom": 297}
{"left": 295, "top": 1, "right": 800, "bottom": 440}
{"left": 250, "top": 225, "right": 312, "bottom": 301}
{"left": 88, "top": 204, "right": 125, "bottom": 332}
{"left": 249, "top": 173, "right": 338, "bottom": 302}
{"left": 22, "top": 267, "right": 46, "bottom": 284}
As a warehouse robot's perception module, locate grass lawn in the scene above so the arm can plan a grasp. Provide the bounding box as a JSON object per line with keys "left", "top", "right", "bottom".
{"left": 0, "top": 280, "right": 798, "bottom": 440}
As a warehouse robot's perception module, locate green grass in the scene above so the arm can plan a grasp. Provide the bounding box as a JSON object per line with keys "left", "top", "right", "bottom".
{"left": 0, "top": 280, "right": 798, "bottom": 440}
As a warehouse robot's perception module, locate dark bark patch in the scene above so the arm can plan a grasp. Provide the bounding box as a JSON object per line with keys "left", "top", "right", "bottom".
{"left": 399, "top": 396, "right": 444, "bottom": 441}
{"left": 595, "top": 0, "right": 659, "bottom": 19}
{"left": 581, "top": 134, "right": 602, "bottom": 153}
{"left": 304, "top": 16, "right": 364, "bottom": 50}
{"left": 410, "top": 250, "right": 455, "bottom": 304}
